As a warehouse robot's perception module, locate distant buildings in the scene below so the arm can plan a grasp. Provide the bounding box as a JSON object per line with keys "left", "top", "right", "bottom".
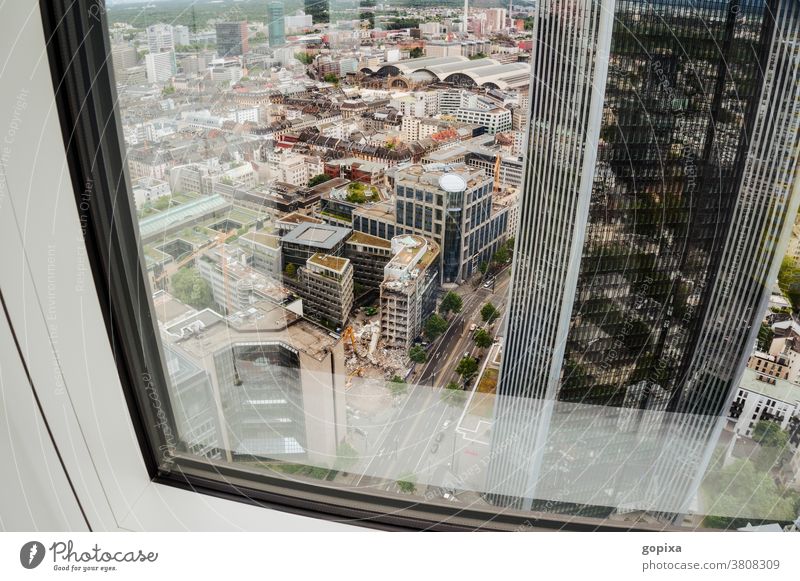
{"left": 380, "top": 235, "right": 440, "bottom": 349}
{"left": 146, "top": 23, "right": 175, "bottom": 53}
{"left": 267, "top": 1, "right": 286, "bottom": 47}
{"left": 145, "top": 51, "right": 176, "bottom": 84}
{"left": 454, "top": 107, "right": 512, "bottom": 134}
{"left": 215, "top": 21, "right": 249, "bottom": 57}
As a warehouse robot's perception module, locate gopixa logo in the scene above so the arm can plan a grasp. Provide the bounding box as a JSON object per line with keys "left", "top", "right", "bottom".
{"left": 20, "top": 541, "right": 46, "bottom": 569}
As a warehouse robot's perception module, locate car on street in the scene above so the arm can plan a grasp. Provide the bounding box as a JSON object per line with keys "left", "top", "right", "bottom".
{"left": 430, "top": 443, "right": 439, "bottom": 454}
{"left": 442, "top": 420, "right": 452, "bottom": 429}
{"left": 469, "top": 323, "right": 476, "bottom": 332}
{"left": 435, "top": 432, "right": 444, "bottom": 443}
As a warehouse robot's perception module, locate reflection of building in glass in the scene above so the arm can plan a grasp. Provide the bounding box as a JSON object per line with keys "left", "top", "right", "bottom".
{"left": 489, "top": 0, "right": 800, "bottom": 520}
{"left": 159, "top": 296, "right": 347, "bottom": 465}
{"left": 380, "top": 235, "right": 440, "bottom": 349}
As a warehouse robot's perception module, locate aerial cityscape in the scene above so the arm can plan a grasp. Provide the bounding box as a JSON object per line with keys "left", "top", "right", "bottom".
{"left": 107, "top": 0, "right": 800, "bottom": 530}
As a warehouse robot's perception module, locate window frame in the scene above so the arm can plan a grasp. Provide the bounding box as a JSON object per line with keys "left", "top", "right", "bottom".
{"left": 37, "top": 0, "right": 665, "bottom": 532}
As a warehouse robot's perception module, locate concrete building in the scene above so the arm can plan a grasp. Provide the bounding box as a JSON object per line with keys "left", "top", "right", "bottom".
{"left": 145, "top": 51, "right": 176, "bottom": 84}
{"left": 146, "top": 23, "right": 174, "bottom": 53}
{"left": 238, "top": 231, "right": 282, "bottom": 280}
{"left": 729, "top": 368, "right": 800, "bottom": 439}
{"left": 285, "top": 11, "right": 313, "bottom": 32}
{"left": 380, "top": 235, "right": 440, "bottom": 349}
{"left": 295, "top": 253, "right": 354, "bottom": 328}
{"left": 172, "top": 25, "right": 190, "bottom": 47}
{"left": 281, "top": 222, "right": 351, "bottom": 269}
{"left": 345, "top": 231, "right": 393, "bottom": 291}
{"left": 455, "top": 107, "right": 512, "bottom": 134}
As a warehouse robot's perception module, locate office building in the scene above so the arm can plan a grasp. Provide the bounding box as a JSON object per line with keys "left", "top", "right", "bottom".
{"left": 267, "top": 1, "right": 286, "bottom": 47}
{"left": 146, "top": 23, "right": 174, "bottom": 53}
{"left": 380, "top": 235, "right": 440, "bottom": 349}
{"left": 488, "top": 0, "right": 800, "bottom": 520}
{"left": 281, "top": 222, "right": 351, "bottom": 269}
{"left": 295, "top": 254, "right": 354, "bottom": 329}
{"left": 345, "top": 231, "right": 393, "bottom": 291}
{"left": 216, "top": 21, "right": 249, "bottom": 57}
{"left": 395, "top": 164, "right": 508, "bottom": 284}
{"left": 145, "top": 50, "right": 176, "bottom": 84}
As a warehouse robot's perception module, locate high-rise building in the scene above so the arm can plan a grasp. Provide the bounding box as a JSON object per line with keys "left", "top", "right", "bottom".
{"left": 144, "top": 50, "right": 176, "bottom": 84}
{"left": 267, "top": 1, "right": 286, "bottom": 47}
{"left": 395, "top": 164, "right": 509, "bottom": 284}
{"left": 146, "top": 23, "right": 174, "bottom": 53}
{"left": 172, "top": 24, "right": 190, "bottom": 47}
{"left": 215, "top": 21, "right": 249, "bottom": 57}
{"left": 488, "top": 0, "right": 800, "bottom": 519}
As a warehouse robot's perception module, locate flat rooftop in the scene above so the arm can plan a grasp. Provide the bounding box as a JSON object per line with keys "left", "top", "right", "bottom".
{"left": 165, "top": 300, "right": 337, "bottom": 362}
{"left": 240, "top": 230, "right": 281, "bottom": 249}
{"left": 308, "top": 253, "right": 350, "bottom": 273}
{"left": 276, "top": 211, "right": 323, "bottom": 226}
{"left": 739, "top": 367, "right": 800, "bottom": 405}
{"left": 282, "top": 221, "right": 351, "bottom": 249}
{"left": 347, "top": 231, "right": 392, "bottom": 249}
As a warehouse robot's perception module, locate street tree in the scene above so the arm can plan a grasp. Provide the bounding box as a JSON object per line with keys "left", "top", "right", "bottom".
{"left": 409, "top": 345, "right": 427, "bottom": 364}
{"left": 388, "top": 375, "right": 408, "bottom": 397}
{"left": 396, "top": 475, "right": 416, "bottom": 494}
{"left": 171, "top": 268, "right": 215, "bottom": 310}
{"left": 473, "top": 328, "right": 493, "bottom": 349}
{"left": 425, "top": 313, "right": 448, "bottom": 340}
{"left": 439, "top": 291, "right": 463, "bottom": 315}
{"left": 481, "top": 302, "right": 500, "bottom": 324}
{"left": 456, "top": 356, "right": 479, "bottom": 383}
{"left": 442, "top": 381, "right": 466, "bottom": 407}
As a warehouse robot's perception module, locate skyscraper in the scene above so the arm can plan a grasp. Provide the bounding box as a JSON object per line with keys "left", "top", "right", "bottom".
{"left": 215, "top": 21, "right": 249, "bottom": 57}
{"left": 487, "top": 0, "right": 800, "bottom": 518}
{"left": 267, "top": 1, "right": 286, "bottom": 47}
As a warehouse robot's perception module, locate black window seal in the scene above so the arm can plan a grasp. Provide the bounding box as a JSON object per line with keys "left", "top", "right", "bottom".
{"left": 38, "top": 0, "right": 667, "bottom": 532}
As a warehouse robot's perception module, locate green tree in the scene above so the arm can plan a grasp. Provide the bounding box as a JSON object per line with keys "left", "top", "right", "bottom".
{"left": 388, "top": 375, "right": 408, "bottom": 397}
{"left": 439, "top": 291, "right": 463, "bottom": 315}
{"left": 424, "top": 313, "right": 448, "bottom": 340}
{"left": 778, "top": 256, "right": 800, "bottom": 310}
{"left": 473, "top": 328, "right": 493, "bottom": 349}
{"left": 346, "top": 182, "right": 367, "bottom": 203}
{"left": 308, "top": 173, "right": 331, "bottom": 187}
{"left": 456, "top": 356, "right": 479, "bottom": 383}
{"left": 752, "top": 421, "right": 790, "bottom": 472}
{"left": 481, "top": 302, "right": 500, "bottom": 324}
{"left": 295, "top": 52, "right": 314, "bottom": 65}
{"left": 492, "top": 245, "right": 510, "bottom": 265}
{"left": 478, "top": 261, "right": 489, "bottom": 275}
{"left": 409, "top": 345, "right": 427, "bottom": 364}
{"left": 323, "top": 72, "right": 339, "bottom": 84}
{"left": 396, "top": 475, "right": 416, "bottom": 494}
{"left": 171, "top": 268, "right": 215, "bottom": 310}
{"left": 756, "top": 322, "right": 774, "bottom": 352}
{"left": 442, "top": 381, "right": 466, "bottom": 406}
{"left": 161, "top": 85, "right": 176, "bottom": 96}
{"left": 409, "top": 46, "right": 424, "bottom": 58}
{"left": 285, "top": 263, "right": 297, "bottom": 278}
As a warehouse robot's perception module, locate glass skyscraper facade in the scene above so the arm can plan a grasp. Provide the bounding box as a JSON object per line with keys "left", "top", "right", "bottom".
{"left": 488, "top": 0, "right": 800, "bottom": 517}
{"left": 267, "top": 1, "right": 286, "bottom": 48}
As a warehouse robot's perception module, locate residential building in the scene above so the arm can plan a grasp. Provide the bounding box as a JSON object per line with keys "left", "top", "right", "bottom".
{"left": 380, "top": 235, "right": 440, "bottom": 349}
{"left": 729, "top": 368, "right": 800, "bottom": 439}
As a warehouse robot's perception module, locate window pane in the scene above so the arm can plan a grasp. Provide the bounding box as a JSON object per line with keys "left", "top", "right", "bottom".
{"left": 98, "top": 0, "right": 800, "bottom": 530}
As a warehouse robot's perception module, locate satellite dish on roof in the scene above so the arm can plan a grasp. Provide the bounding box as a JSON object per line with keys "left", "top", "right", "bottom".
{"left": 439, "top": 173, "right": 467, "bottom": 193}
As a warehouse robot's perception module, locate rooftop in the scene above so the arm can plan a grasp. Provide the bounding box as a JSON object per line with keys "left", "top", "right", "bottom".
{"left": 739, "top": 367, "right": 800, "bottom": 405}
{"left": 275, "top": 211, "right": 323, "bottom": 226}
{"left": 239, "top": 230, "right": 281, "bottom": 249}
{"left": 282, "top": 221, "right": 351, "bottom": 249}
{"left": 307, "top": 253, "right": 350, "bottom": 273}
{"left": 346, "top": 231, "right": 392, "bottom": 249}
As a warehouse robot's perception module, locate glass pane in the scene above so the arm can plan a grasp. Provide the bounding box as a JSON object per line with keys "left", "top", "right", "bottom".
{"left": 106, "top": 0, "right": 800, "bottom": 530}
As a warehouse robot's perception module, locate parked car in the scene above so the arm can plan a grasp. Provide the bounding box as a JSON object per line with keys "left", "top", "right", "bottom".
{"left": 435, "top": 432, "right": 444, "bottom": 443}
{"left": 469, "top": 323, "right": 476, "bottom": 332}
{"left": 430, "top": 443, "right": 439, "bottom": 454}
